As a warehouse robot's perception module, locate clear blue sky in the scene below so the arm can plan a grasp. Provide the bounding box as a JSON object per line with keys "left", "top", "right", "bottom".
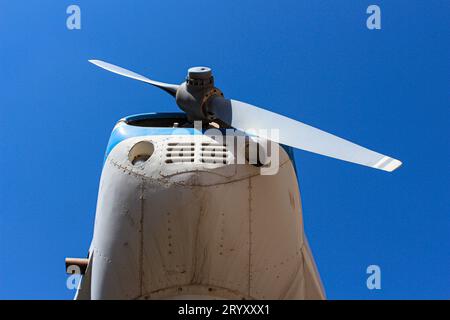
{"left": 0, "top": 1, "right": 448, "bottom": 299}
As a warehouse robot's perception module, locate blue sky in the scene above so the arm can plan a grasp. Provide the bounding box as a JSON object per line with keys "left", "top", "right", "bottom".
{"left": 0, "top": 1, "right": 448, "bottom": 299}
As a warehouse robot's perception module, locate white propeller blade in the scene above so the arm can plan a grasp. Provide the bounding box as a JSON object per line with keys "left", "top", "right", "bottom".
{"left": 211, "top": 97, "right": 402, "bottom": 172}
{"left": 88, "top": 59, "right": 179, "bottom": 96}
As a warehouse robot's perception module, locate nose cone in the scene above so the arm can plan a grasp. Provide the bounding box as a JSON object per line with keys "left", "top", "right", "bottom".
{"left": 187, "top": 66, "right": 212, "bottom": 80}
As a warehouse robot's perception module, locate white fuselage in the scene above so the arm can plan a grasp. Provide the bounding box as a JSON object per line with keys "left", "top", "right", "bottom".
{"left": 76, "top": 122, "right": 325, "bottom": 300}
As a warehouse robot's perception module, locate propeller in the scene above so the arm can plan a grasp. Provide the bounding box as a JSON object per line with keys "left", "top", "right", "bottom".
{"left": 89, "top": 59, "right": 402, "bottom": 172}
{"left": 88, "top": 60, "right": 179, "bottom": 96}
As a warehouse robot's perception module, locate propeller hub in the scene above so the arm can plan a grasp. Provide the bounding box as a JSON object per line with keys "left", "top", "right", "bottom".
{"left": 187, "top": 66, "right": 214, "bottom": 88}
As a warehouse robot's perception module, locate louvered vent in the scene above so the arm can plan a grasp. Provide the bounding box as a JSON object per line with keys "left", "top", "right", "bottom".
{"left": 165, "top": 142, "right": 195, "bottom": 164}
{"left": 200, "top": 142, "right": 230, "bottom": 164}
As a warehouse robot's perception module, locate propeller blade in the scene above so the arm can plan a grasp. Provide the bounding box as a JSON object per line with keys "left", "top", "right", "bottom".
{"left": 88, "top": 59, "right": 179, "bottom": 97}
{"left": 210, "top": 97, "right": 402, "bottom": 172}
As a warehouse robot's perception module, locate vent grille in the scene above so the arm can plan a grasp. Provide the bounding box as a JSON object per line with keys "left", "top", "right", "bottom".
{"left": 165, "top": 142, "right": 195, "bottom": 164}
{"left": 200, "top": 142, "right": 229, "bottom": 164}
{"left": 164, "top": 141, "right": 232, "bottom": 165}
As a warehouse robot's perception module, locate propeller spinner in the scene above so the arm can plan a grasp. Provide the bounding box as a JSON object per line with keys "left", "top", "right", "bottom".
{"left": 88, "top": 59, "right": 402, "bottom": 172}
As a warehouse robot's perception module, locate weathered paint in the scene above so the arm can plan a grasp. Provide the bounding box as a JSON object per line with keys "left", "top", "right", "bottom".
{"left": 77, "top": 120, "right": 325, "bottom": 300}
